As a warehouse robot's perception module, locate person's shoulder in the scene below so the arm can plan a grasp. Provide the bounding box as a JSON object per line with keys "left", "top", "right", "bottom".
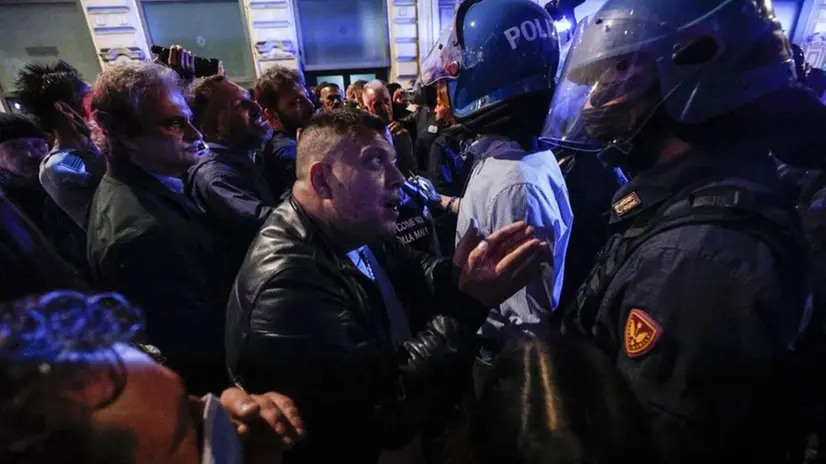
{"left": 634, "top": 222, "right": 781, "bottom": 284}
{"left": 238, "top": 203, "right": 328, "bottom": 287}
{"left": 189, "top": 152, "right": 241, "bottom": 182}
{"left": 88, "top": 174, "right": 158, "bottom": 234}
{"left": 40, "top": 149, "right": 88, "bottom": 184}
{"left": 480, "top": 150, "right": 564, "bottom": 193}
{"left": 266, "top": 133, "right": 297, "bottom": 156}
{"left": 520, "top": 149, "right": 565, "bottom": 179}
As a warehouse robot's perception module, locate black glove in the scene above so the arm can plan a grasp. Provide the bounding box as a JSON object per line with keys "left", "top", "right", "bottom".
{"left": 404, "top": 176, "right": 442, "bottom": 205}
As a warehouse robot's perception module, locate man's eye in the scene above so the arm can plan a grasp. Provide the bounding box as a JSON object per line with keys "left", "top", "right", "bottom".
{"left": 165, "top": 119, "right": 185, "bottom": 130}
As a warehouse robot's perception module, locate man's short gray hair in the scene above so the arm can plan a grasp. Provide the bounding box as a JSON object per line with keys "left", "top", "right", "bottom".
{"left": 90, "top": 61, "right": 181, "bottom": 132}
{"left": 363, "top": 80, "right": 388, "bottom": 95}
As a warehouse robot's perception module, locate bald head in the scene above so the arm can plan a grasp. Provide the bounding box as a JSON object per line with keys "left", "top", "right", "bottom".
{"left": 362, "top": 80, "right": 389, "bottom": 104}
{"left": 361, "top": 81, "right": 393, "bottom": 124}
{"left": 296, "top": 109, "right": 389, "bottom": 180}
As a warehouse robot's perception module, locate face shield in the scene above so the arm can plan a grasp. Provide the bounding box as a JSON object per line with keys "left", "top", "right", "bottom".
{"left": 542, "top": 0, "right": 795, "bottom": 155}
{"left": 420, "top": 23, "right": 465, "bottom": 87}
{"left": 541, "top": 15, "right": 666, "bottom": 153}
{"left": 420, "top": 0, "right": 489, "bottom": 88}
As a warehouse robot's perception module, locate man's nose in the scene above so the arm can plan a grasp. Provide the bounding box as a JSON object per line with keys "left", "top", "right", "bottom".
{"left": 183, "top": 120, "right": 203, "bottom": 142}
{"left": 387, "top": 162, "right": 406, "bottom": 188}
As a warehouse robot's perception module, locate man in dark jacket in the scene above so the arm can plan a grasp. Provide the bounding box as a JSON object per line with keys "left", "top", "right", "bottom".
{"left": 225, "top": 110, "right": 547, "bottom": 463}
{"left": 86, "top": 62, "right": 231, "bottom": 395}
{"left": 254, "top": 65, "right": 314, "bottom": 201}
{"left": 187, "top": 75, "right": 277, "bottom": 270}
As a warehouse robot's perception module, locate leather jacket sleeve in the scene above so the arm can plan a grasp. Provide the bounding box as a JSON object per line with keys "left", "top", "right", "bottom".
{"left": 234, "top": 247, "right": 485, "bottom": 451}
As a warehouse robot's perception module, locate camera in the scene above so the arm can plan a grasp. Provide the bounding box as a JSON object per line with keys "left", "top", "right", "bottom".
{"left": 150, "top": 45, "right": 221, "bottom": 78}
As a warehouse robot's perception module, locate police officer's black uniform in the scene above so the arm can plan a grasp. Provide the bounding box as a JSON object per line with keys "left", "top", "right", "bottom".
{"left": 562, "top": 148, "right": 815, "bottom": 463}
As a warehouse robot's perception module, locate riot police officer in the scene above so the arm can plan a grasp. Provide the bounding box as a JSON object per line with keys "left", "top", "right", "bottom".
{"left": 543, "top": 0, "right": 820, "bottom": 462}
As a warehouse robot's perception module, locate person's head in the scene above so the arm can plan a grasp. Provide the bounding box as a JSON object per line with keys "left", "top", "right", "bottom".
{"left": 362, "top": 80, "right": 394, "bottom": 124}
{"left": 293, "top": 109, "right": 404, "bottom": 246}
{"left": 14, "top": 61, "right": 91, "bottom": 145}
{"left": 542, "top": 0, "right": 799, "bottom": 172}
{"left": 345, "top": 80, "right": 367, "bottom": 108}
{"left": 0, "top": 114, "right": 48, "bottom": 181}
{"left": 419, "top": 0, "right": 559, "bottom": 144}
{"left": 90, "top": 62, "right": 202, "bottom": 176}
{"left": 413, "top": 84, "right": 438, "bottom": 110}
{"left": 317, "top": 82, "right": 343, "bottom": 112}
{"left": 447, "top": 336, "right": 654, "bottom": 464}
{"left": 420, "top": 0, "right": 559, "bottom": 121}
{"left": 435, "top": 82, "right": 456, "bottom": 126}
{"left": 253, "top": 65, "right": 314, "bottom": 137}
{"left": 190, "top": 75, "right": 272, "bottom": 150}
{"left": 0, "top": 291, "right": 203, "bottom": 464}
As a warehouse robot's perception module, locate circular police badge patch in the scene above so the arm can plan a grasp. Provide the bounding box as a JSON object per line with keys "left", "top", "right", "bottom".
{"left": 624, "top": 308, "right": 662, "bottom": 358}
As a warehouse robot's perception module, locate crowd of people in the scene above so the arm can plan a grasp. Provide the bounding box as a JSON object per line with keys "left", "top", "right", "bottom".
{"left": 3, "top": 0, "right": 826, "bottom": 463}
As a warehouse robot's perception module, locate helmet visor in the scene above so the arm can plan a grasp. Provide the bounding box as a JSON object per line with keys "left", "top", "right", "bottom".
{"left": 419, "top": 1, "right": 485, "bottom": 87}
{"left": 541, "top": 19, "right": 661, "bottom": 152}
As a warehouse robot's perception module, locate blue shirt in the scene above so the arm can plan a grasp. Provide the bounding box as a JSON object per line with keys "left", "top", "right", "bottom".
{"left": 39, "top": 146, "right": 102, "bottom": 230}
{"left": 456, "top": 136, "right": 573, "bottom": 344}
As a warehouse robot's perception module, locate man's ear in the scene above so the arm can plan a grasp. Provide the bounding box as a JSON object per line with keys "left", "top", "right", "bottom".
{"left": 53, "top": 101, "right": 76, "bottom": 118}
{"left": 262, "top": 108, "right": 282, "bottom": 130}
{"left": 95, "top": 111, "right": 139, "bottom": 152}
{"left": 309, "top": 161, "right": 333, "bottom": 199}
{"left": 54, "top": 101, "right": 85, "bottom": 126}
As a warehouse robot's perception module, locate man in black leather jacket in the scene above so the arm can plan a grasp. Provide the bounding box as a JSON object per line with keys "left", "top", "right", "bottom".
{"left": 226, "top": 110, "right": 547, "bottom": 463}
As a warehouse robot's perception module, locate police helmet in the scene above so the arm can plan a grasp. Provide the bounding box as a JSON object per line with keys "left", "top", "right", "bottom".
{"left": 541, "top": 0, "right": 796, "bottom": 153}
{"left": 419, "top": 0, "right": 561, "bottom": 119}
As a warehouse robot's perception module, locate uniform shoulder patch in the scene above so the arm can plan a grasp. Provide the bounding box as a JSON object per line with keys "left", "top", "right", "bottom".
{"left": 612, "top": 191, "right": 641, "bottom": 217}
{"left": 624, "top": 308, "right": 662, "bottom": 358}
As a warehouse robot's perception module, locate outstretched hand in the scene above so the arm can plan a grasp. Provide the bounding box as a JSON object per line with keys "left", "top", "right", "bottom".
{"left": 454, "top": 220, "right": 548, "bottom": 308}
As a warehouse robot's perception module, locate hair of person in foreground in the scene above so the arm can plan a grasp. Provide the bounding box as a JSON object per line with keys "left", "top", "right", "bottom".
{"left": 0, "top": 290, "right": 146, "bottom": 464}
{"left": 446, "top": 336, "right": 658, "bottom": 464}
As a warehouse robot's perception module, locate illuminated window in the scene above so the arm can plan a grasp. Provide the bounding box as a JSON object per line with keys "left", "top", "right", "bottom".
{"left": 140, "top": 0, "right": 256, "bottom": 86}
{"left": 0, "top": 2, "right": 101, "bottom": 91}
{"left": 295, "top": 0, "right": 390, "bottom": 71}
{"left": 349, "top": 73, "right": 376, "bottom": 83}
{"left": 316, "top": 75, "right": 345, "bottom": 90}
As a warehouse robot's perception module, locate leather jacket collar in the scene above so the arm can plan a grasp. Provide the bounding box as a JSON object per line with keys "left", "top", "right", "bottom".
{"left": 281, "top": 197, "right": 370, "bottom": 276}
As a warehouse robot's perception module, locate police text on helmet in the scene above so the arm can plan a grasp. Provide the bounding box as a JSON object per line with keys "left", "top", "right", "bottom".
{"left": 503, "top": 18, "right": 556, "bottom": 51}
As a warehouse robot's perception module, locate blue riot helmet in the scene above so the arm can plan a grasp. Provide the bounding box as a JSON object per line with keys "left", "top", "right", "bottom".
{"left": 420, "top": 0, "right": 560, "bottom": 120}
{"left": 541, "top": 0, "right": 796, "bottom": 157}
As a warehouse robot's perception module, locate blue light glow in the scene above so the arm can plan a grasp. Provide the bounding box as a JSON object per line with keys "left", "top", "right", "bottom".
{"left": 554, "top": 17, "right": 573, "bottom": 34}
